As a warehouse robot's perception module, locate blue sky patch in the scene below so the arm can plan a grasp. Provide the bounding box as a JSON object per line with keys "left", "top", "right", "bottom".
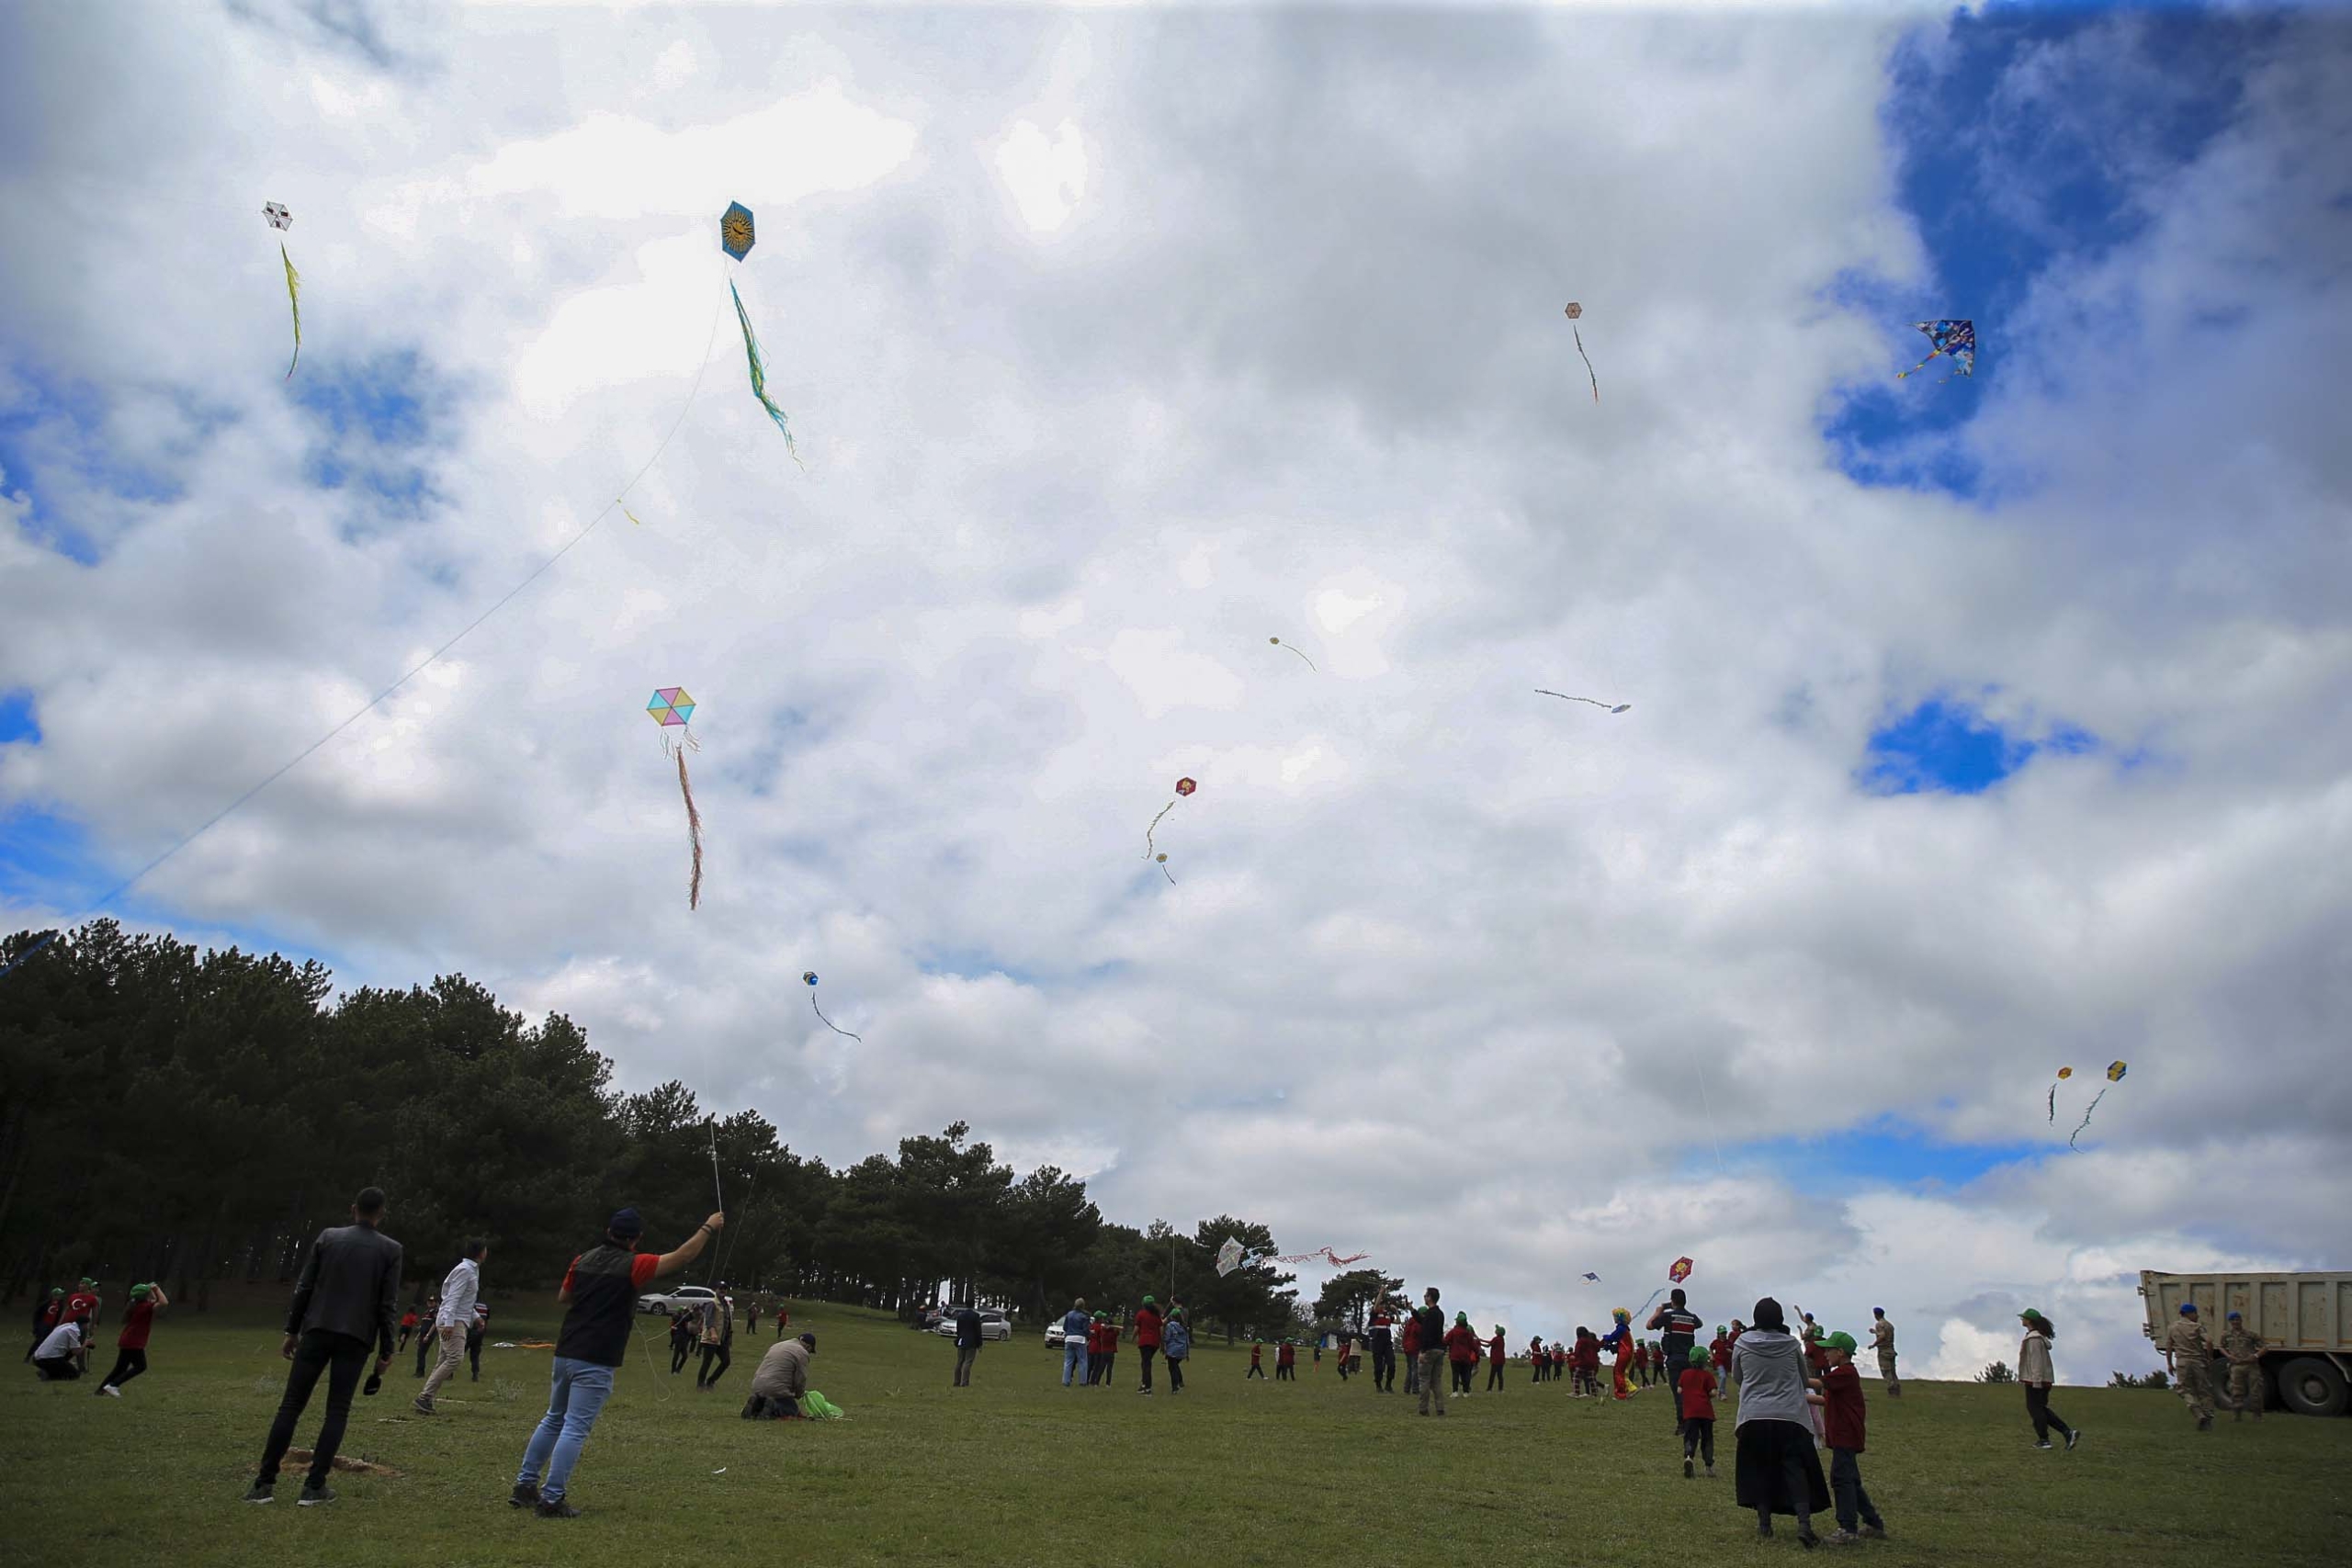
{"left": 1701, "top": 1121, "right": 2044, "bottom": 1195}
{"left": 0, "top": 689, "right": 38, "bottom": 746}
{"left": 1859, "top": 695, "right": 2096, "bottom": 795}
{"left": 294, "top": 349, "right": 456, "bottom": 522}
{"left": 1821, "top": 4, "right": 2259, "bottom": 500}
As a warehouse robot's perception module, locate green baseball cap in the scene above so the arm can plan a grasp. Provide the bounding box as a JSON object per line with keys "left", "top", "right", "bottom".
{"left": 1690, "top": 1346, "right": 1711, "bottom": 1367}
{"left": 1822, "top": 1331, "right": 1859, "bottom": 1353}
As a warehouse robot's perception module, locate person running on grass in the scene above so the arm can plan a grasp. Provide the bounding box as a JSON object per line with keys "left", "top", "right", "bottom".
{"left": 94, "top": 1281, "right": 168, "bottom": 1397}
{"left": 416, "top": 1239, "right": 486, "bottom": 1416}
{"left": 1248, "top": 1340, "right": 1266, "bottom": 1380}
{"left": 244, "top": 1187, "right": 403, "bottom": 1506}
{"left": 413, "top": 1296, "right": 439, "bottom": 1379}
{"left": 670, "top": 1307, "right": 696, "bottom": 1374}
{"left": 508, "top": 1205, "right": 721, "bottom": 1518}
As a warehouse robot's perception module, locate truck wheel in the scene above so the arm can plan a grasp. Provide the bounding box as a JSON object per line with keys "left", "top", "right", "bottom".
{"left": 2275, "top": 1357, "right": 2347, "bottom": 1417}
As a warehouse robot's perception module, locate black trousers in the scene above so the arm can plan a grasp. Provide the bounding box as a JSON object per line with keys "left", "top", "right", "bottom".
{"left": 466, "top": 1329, "right": 482, "bottom": 1381}
{"left": 2025, "top": 1383, "right": 2072, "bottom": 1440}
{"left": 1829, "top": 1448, "right": 1883, "bottom": 1531}
{"left": 1095, "top": 1351, "right": 1115, "bottom": 1385}
{"left": 1138, "top": 1345, "right": 1159, "bottom": 1390}
{"left": 1248, "top": 1363, "right": 1266, "bottom": 1379}
{"left": 1276, "top": 1362, "right": 1294, "bottom": 1380}
{"left": 672, "top": 1334, "right": 693, "bottom": 1373}
{"left": 1452, "top": 1361, "right": 1473, "bottom": 1393}
{"left": 1372, "top": 1343, "right": 1396, "bottom": 1389}
{"left": 413, "top": 1330, "right": 431, "bottom": 1377}
{"left": 35, "top": 1355, "right": 80, "bottom": 1380}
{"left": 257, "top": 1330, "right": 371, "bottom": 1488}
{"left": 697, "top": 1341, "right": 732, "bottom": 1387}
{"left": 1167, "top": 1356, "right": 1185, "bottom": 1393}
{"left": 1684, "top": 1416, "right": 1716, "bottom": 1468}
{"left": 99, "top": 1348, "right": 149, "bottom": 1388}
{"left": 1487, "top": 1361, "right": 1504, "bottom": 1390}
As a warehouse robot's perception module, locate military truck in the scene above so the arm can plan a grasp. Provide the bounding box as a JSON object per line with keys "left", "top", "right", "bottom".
{"left": 2139, "top": 1270, "right": 2352, "bottom": 1416}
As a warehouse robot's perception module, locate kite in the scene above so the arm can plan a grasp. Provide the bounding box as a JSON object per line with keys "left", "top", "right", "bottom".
{"left": 1536, "top": 690, "right": 1632, "bottom": 714}
{"left": 648, "top": 687, "right": 703, "bottom": 910}
{"left": 2046, "top": 1065, "right": 2074, "bottom": 1122}
{"left": 1669, "top": 1257, "right": 1694, "bottom": 1284}
{"left": 2068, "top": 1060, "right": 2127, "bottom": 1149}
{"left": 718, "top": 202, "right": 803, "bottom": 467}
{"left": 1269, "top": 637, "right": 1317, "bottom": 671}
{"left": 1143, "top": 776, "right": 1196, "bottom": 861}
{"left": 265, "top": 202, "right": 291, "bottom": 231}
{"left": 1216, "top": 1237, "right": 1246, "bottom": 1278}
{"left": 1581, "top": 1271, "right": 1601, "bottom": 1283}
{"left": 265, "top": 204, "right": 300, "bottom": 378}
{"left": 802, "top": 971, "right": 863, "bottom": 1043}
{"left": 1564, "top": 302, "right": 1599, "bottom": 403}
{"left": 1897, "top": 319, "right": 1975, "bottom": 381}
{"left": 720, "top": 200, "right": 755, "bottom": 262}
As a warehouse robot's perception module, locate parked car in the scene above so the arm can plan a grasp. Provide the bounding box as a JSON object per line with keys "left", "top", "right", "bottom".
{"left": 637, "top": 1283, "right": 719, "bottom": 1315}
{"left": 934, "top": 1309, "right": 1013, "bottom": 1343}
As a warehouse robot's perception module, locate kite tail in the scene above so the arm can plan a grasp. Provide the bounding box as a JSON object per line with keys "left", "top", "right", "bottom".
{"left": 2048, "top": 1082, "right": 2058, "bottom": 1123}
{"left": 280, "top": 243, "right": 302, "bottom": 381}
{"left": 810, "top": 992, "right": 864, "bottom": 1043}
{"left": 1144, "top": 799, "right": 1176, "bottom": 859}
{"left": 729, "top": 280, "right": 805, "bottom": 469}
{"left": 1895, "top": 348, "right": 1944, "bottom": 380}
{"left": 1573, "top": 324, "right": 1599, "bottom": 403}
{"left": 2068, "top": 1088, "right": 2110, "bottom": 1149}
{"left": 1275, "top": 641, "right": 1317, "bottom": 671}
{"left": 677, "top": 748, "right": 704, "bottom": 911}
{"left": 1159, "top": 859, "right": 1176, "bottom": 886}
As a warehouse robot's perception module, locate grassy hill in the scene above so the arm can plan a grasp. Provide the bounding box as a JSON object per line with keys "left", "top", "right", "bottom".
{"left": 6, "top": 1292, "right": 2346, "bottom": 1565}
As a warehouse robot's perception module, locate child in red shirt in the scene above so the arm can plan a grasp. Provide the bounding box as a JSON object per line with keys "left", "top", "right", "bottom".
{"left": 1486, "top": 1328, "right": 1507, "bottom": 1391}
{"left": 1817, "top": 1333, "right": 1886, "bottom": 1542}
{"left": 1445, "top": 1314, "right": 1481, "bottom": 1394}
{"left": 1677, "top": 1345, "right": 1719, "bottom": 1477}
{"left": 1275, "top": 1339, "right": 1297, "bottom": 1380}
{"left": 96, "top": 1282, "right": 167, "bottom": 1395}
{"left": 1248, "top": 1340, "right": 1266, "bottom": 1380}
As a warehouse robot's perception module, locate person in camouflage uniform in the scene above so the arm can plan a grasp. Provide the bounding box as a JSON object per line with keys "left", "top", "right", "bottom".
{"left": 2164, "top": 1302, "right": 2215, "bottom": 1431}
{"left": 2221, "top": 1311, "right": 2264, "bottom": 1420}
{"left": 1870, "top": 1308, "right": 1899, "bottom": 1396}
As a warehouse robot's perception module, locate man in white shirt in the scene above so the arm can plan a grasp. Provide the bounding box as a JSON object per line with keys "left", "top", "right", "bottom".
{"left": 416, "top": 1240, "right": 487, "bottom": 1415}
{"left": 33, "top": 1319, "right": 85, "bottom": 1381}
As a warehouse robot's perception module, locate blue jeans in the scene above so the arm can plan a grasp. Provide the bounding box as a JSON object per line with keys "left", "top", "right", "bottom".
{"left": 518, "top": 1357, "right": 615, "bottom": 1502}
{"left": 1062, "top": 1340, "right": 1090, "bottom": 1386}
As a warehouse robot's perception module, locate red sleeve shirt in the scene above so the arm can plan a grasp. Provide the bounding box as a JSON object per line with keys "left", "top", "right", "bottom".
{"left": 1134, "top": 1308, "right": 1161, "bottom": 1348}
{"left": 1250, "top": 1345, "right": 1262, "bottom": 1363}
{"left": 1446, "top": 1325, "right": 1479, "bottom": 1362}
{"left": 1710, "top": 1335, "right": 1732, "bottom": 1364}
{"left": 560, "top": 1252, "right": 662, "bottom": 1296}
{"left": 1821, "top": 1364, "right": 1867, "bottom": 1450}
{"left": 1487, "top": 1334, "right": 1505, "bottom": 1363}
{"left": 1400, "top": 1319, "right": 1422, "bottom": 1354}
{"left": 116, "top": 1301, "right": 157, "bottom": 1350}
{"left": 1278, "top": 1343, "right": 1295, "bottom": 1364}
{"left": 1678, "top": 1367, "right": 1718, "bottom": 1421}
{"left": 66, "top": 1291, "right": 97, "bottom": 1322}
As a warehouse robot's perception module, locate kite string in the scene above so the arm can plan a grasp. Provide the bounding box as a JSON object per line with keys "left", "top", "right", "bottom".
{"left": 0, "top": 272, "right": 731, "bottom": 988}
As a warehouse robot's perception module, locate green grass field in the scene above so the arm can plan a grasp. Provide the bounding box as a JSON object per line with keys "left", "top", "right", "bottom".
{"left": 6, "top": 1292, "right": 2347, "bottom": 1566}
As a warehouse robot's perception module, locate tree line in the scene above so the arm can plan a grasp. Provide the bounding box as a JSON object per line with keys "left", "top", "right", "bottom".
{"left": 0, "top": 921, "right": 1358, "bottom": 1340}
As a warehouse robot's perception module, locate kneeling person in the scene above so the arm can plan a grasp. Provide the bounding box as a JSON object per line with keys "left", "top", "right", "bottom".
{"left": 743, "top": 1332, "right": 817, "bottom": 1418}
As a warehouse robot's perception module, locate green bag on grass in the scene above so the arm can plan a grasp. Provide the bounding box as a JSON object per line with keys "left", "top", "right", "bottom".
{"left": 802, "top": 1389, "right": 847, "bottom": 1420}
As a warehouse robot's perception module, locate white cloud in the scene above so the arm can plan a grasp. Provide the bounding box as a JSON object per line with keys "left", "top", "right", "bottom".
{"left": 994, "top": 118, "right": 1090, "bottom": 232}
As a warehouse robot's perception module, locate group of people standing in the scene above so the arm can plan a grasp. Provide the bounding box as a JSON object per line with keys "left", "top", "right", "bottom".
{"left": 1050, "top": 1294, "right": 1189, "bottom": 1393}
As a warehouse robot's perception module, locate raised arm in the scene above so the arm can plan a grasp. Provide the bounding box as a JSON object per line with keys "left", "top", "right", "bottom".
{"left": 653, "top": 1213, "right": 726, "bottom": 1279}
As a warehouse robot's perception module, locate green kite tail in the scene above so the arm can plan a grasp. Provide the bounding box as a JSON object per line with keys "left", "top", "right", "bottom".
{"left": 281, "top": 243, "right": 302, "bottom": 380}
{"left": 729, "top": 279, "right": 803, "bottom": 468}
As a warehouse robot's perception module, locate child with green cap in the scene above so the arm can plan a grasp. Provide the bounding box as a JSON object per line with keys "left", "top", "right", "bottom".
{"left": 1679, "top": 1344, "right": 1720, "bottom": 1478}
{"left": 1815, "top": 1331, "right": 1887, "bottom": 1544}
{"left": 95, "top": 1281, "right": 169, "bottom": 1396}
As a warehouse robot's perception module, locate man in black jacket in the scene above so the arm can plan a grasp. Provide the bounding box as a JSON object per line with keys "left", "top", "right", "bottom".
{"left": 1648, "top": 1288, "right": 1703, "bottom": 1432}
{"left": 245, "top": 1187, "right": 403, "bottom": 1506}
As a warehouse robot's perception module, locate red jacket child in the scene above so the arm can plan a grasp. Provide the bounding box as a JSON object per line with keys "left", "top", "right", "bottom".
{"left": 1277, "top": 1341, "right": 1295, "bottom": 1368}
{"left": 1134, "top": 1303, "right": 1163, "bottom": 1348}
{"left": 1679, "top": 1362, "right": 1719, "bottom": 1422}
{"left": 1487, "top": 1333, "right": 1506, "bottom": 1365}
{"left": 1401, "top": 1315, "right": 1424, "bottom": 1357}
{"left": 1445, "top": 1323, "right": 1481, "bottom": 1365}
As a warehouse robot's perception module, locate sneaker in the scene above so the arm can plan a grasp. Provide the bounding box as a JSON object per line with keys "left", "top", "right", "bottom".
{"left": 1684, "top": 1459, "right": 1695, "bottom": 1479}
{"left": 413, "top": 1395, "right": 435, "bottom": 1416}
{"left": 536, "top": 1497, "right": 581, "bottom": 1518}
{"left": 2064, "top": 1428, "right": 2081, "bottom": 1451}
{"left": 1706, "top": 1466, "right": 1719, "bottom": 1479}
{"left": 243, "top": 1482, "right": 275, "bottom": 1505}
{"left": 509, "top": 1482, "right": 541, "bottom": 1509}
{"left": 1860, "top": 1525, "right": 1888, "bottom": 1540}
{"left": 2033, "top": 1439, "right": 2053, "bottom": 1450}
{"left": 297, "top": 1483, "right": 337, "bottom": 1506}
{"left": 97, "top": 1384, "right": 122, "bottom": 1397}
{"left": 1821, "top": 1530, "right": 1858, "bottom": 1547}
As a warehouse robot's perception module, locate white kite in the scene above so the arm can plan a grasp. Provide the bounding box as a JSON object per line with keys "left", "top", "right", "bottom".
{"left": 1216, "top": 1236, "right": 1246, "bottom": 1278}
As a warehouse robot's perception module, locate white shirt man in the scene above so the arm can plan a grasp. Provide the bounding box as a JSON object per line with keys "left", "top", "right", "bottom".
{"left": 416, "top": 1243, "right": 487, "bottom": 1413}
{"left": 34, "top": 1320, "right": 85, "bottom": 1380}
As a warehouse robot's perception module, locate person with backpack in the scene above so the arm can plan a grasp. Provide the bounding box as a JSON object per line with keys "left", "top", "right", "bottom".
{"left": 1162, "top": 1307, "right": 1192, "bottom": 1394}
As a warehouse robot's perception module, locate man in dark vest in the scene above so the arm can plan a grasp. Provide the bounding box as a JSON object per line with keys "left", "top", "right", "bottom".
{"left": 244, "top": 1187, "right": 403, "bottom": 1506}
{"left": 509, "top": 1205, "right": 722, "bottom": 1518}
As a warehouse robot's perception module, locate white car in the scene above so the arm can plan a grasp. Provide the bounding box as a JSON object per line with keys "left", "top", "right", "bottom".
{"left": 934, "top": 1309, "right": 1013, "bottom": 1343}
{"left": 638, "top": 1284, "right": 719, "bottom": 1315}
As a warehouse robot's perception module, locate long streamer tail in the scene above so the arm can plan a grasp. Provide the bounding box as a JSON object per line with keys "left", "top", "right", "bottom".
{"left": 810, "top": 993, "right": 864, "bottom": 1043}
{"left": 2068, "top": 1088, "right": 2110, "bottom": 1149}
{"left": 730, "top": 279, "right": 805, "bottom": 469}
{"left": 1573, "top": 325, "right": 1598, "bottom": 403}
{"left": 1896, "top": 347, "right": 1944, "bottom": 380}
{"left": 1144, "top": 799, "right": 1176, "bottom": 859}
{"left": 280, "top": 243, "right": 302, "bottom": 380}
{"left": 1275, "top": 641, "right": 1317, "bottom": 671}
{"left": 678, "top": 749, "right": 704, "bottom": 910}
{"left": 1535, "top": 690, "right": 1612, "bottom": 709}
{"left": 2048, "top": 1082, "right": 2058, "bottom": 1123}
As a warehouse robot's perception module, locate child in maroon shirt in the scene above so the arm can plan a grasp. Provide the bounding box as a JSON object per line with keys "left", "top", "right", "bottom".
{"left": 1487, "top": 1328, "right": 1507, "bottom": 1391}
{"left": 96, "top": 1282, "right": 167, "bottom": 1395}
{"left": 1817, "top": 1332, "right": 1887, "bottom": 1542}
{"left": 1677, "top": 1345, "right": 1719, "bottom": 1477}
{"left": 1248, "top": 1341, "right": 1266, "bottom": 1380}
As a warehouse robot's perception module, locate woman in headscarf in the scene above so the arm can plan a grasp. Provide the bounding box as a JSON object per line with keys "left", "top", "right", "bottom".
{"left": 1730, "top": 1297, "right": 1829, "bottom": 1545}
{"left": 2018, "top": 1309, "right": 2077, "bottom": 1451}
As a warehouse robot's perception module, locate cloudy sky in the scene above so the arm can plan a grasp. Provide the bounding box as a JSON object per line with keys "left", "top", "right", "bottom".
{"left": 4, "top": 1, "right": 2346, "bottom": 1383}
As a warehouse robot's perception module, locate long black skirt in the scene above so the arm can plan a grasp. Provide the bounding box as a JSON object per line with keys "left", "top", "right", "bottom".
{"left": 1733, "top": 1418, "right": 1831, "bottom": 1517}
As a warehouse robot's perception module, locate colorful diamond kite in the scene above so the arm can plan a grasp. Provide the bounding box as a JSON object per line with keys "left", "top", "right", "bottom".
{"left": 648, "top": 687, "right": 696, "bottom": 729}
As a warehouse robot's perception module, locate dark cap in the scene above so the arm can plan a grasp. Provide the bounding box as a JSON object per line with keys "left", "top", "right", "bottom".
{"left": 799, "top": 1332, "right": 817, "bottom": 1349}
{"left": 608, "top": 1207, "right": 644, "bottom": 1238}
